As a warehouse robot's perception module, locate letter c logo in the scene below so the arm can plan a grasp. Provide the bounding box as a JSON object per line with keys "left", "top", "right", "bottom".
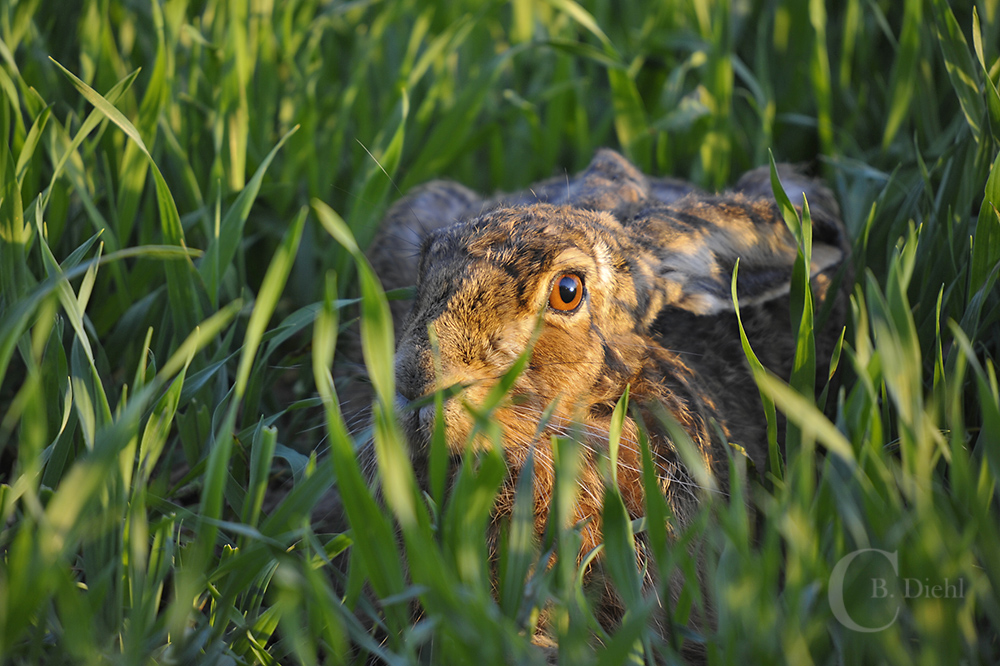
{"left": 829, "top": 549, "right": 900, "bottom": 632}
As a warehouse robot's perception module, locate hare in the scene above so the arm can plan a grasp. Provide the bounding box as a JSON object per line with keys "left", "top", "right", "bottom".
{"left": 351, "top": 149, "right": 848, "bottom": 652}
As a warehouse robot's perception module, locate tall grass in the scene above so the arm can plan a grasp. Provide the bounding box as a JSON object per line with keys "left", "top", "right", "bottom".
{"left": 0, "top": 0, "right": 998, "bottom": 663}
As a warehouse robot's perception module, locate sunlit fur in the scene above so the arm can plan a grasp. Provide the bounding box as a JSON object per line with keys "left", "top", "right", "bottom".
{"left": 358, "top": 149, "right": 848, "bottom": 648}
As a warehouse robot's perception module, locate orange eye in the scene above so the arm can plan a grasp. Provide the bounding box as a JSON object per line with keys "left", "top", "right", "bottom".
{"left": 549, "top": 274, "right": 584, "bottom": 312}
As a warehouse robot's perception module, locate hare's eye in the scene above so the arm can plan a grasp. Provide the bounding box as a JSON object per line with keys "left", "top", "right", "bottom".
{"left": 549, "top": 274, "right": 584, "bottom": 312}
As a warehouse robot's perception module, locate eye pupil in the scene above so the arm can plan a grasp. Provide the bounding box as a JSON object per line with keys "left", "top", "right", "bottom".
{"left": 559, "top": 277, "right": 577, "bottom": 303}
{"left": 549, "top": 274, "right": 583, "bottom": 311}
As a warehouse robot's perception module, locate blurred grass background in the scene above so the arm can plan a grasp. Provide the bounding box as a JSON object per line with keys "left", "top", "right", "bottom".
{"left": 1, "top": 0, "right": 999, "bottom": 663}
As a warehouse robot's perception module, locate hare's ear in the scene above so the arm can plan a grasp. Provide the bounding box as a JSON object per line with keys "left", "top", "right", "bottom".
{"left": 487, "top": 148, "right": 652, "bottom": 210}
{"left": 368, "top": 181, "right": 482, "bottom": 321}
{"left": 524, "top": 148, "right": 648, "bottom": 210}
{"left": 635, "top": 193, "right": 847, "bottom": 316}
{"left": 732, "top": 164, "right": 843, "bottom": 239}
{"left": 372, "top": 180, "right": 481, "bottom": 253}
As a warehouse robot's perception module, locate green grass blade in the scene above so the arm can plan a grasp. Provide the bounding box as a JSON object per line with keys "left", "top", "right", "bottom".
{"left": 442, "top": 440, "right": 506, "bottom": 590}
{"left": 808, "top": 0, "right": 834, "bottom": 157}
{"left": 499, "top": 447, "right": 537, "bottom": 620}
{"left": 970, "top": 150, "right": 1000, "bottom": 298}
{"left": 607, "top": 386, "right": 629, "bottom": 486}
{"left": 972, "top": 8, "right": 1000, "bottom": 145}
{"left": 931, "top": 0, "right": 987, "bottom": 142}
{"left": 311, "top": 270, "right": 410, "bottom": 637}
{"left": 731, "top": 260, "right": 781, "bottom": 479}
{"left": 199, "top": 126, "right": 299, "bottom": 308}
{"left": 753, "top": 371, "right": 855, "bottom": 465}
{"left": 0, "top": 119, "right": 30, "bottom": 299}
{"left": 135, "top": 364, "right": 188, "bottom": 488}
{"left": 14, "top": 105, "right": 49, "bottom": 189}
{"left": 882, "top": 0, "right": 922, "bottom": 149}
{"left": 243, "top": 424, "right": 278, "bottom": 529}
{"left": 601, "top": 485, "right": 641, "bottom": 609}
{"left": 39, "top": 68, "right": 139, "bottom": 206}
{"left": 314, "top": 200, "right": 397, "bottom": 408}
{"left": 234, "top": 206, "right": 307, "bottom": 398}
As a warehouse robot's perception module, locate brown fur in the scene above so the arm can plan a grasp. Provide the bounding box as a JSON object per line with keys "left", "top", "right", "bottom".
{"left": 354, "top": 149, "right": 849, "bottom": 652}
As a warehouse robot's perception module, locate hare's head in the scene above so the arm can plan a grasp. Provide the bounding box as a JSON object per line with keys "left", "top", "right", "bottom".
{"left": 393, "top": 204, "right": 665, "bottom": 460}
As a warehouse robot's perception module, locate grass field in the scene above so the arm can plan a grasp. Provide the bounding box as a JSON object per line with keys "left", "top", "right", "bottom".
{"left": 1, "top": 0, "right": 999, "bottom": 663}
